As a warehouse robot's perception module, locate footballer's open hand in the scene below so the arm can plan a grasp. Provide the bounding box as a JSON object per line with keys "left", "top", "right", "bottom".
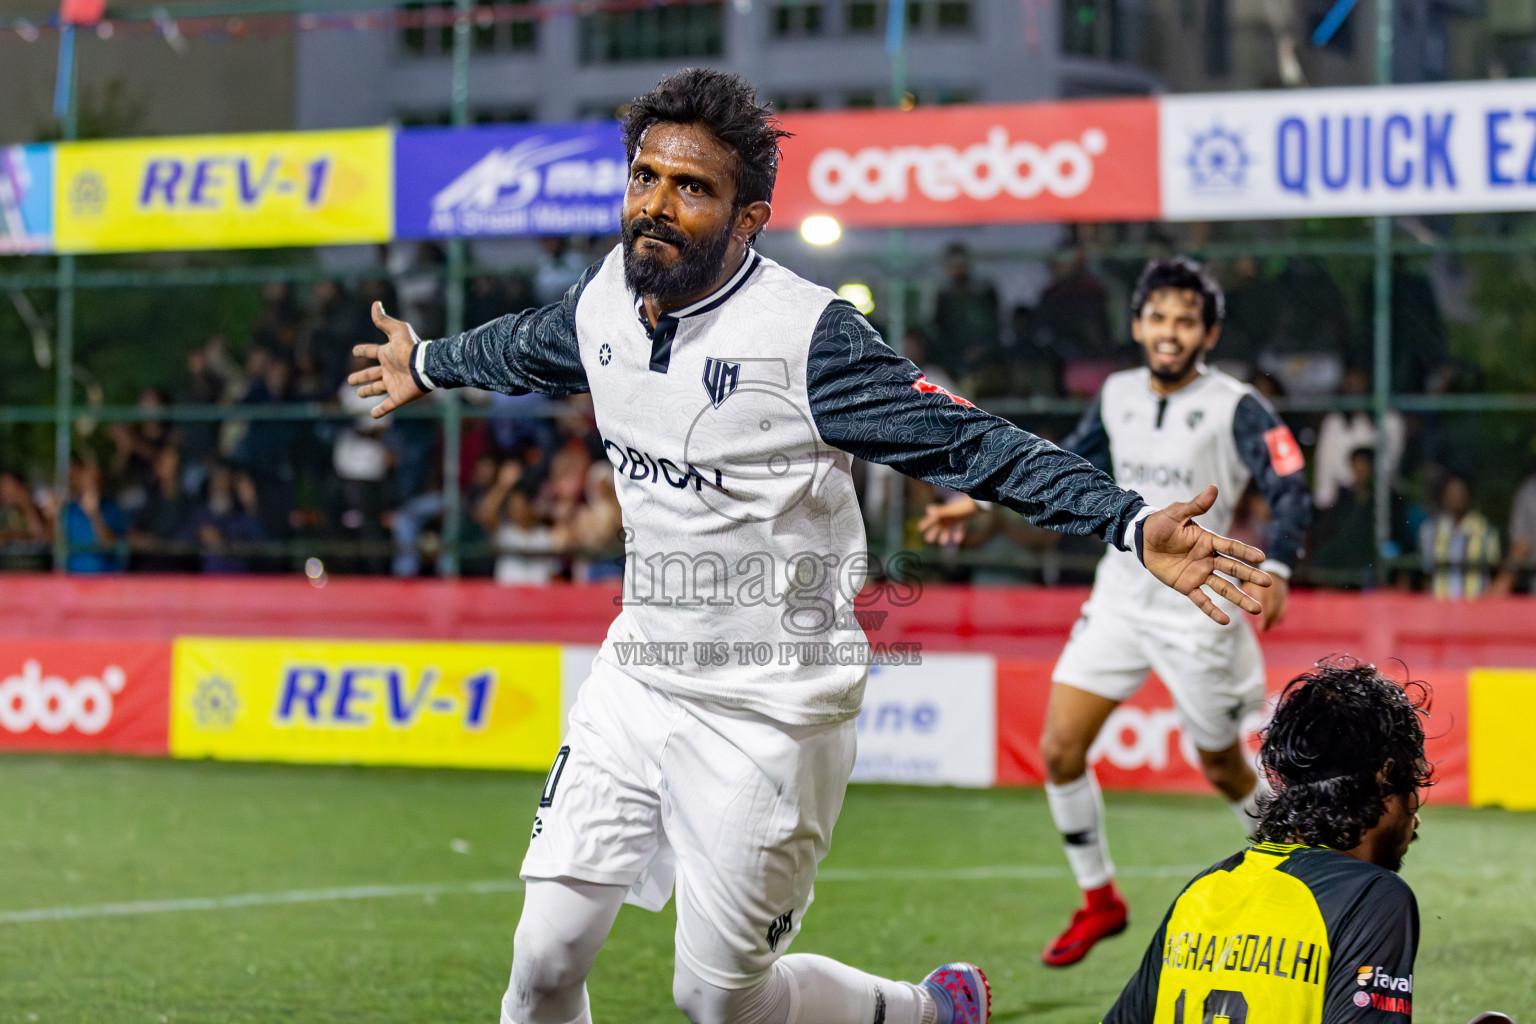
{"left": 1141, "top": 484, "right": 1271, "bottom": 626}
{"left": 919, "top": 495, "right": 981, "bottom": 546}
{"left": 349, "top": 302, "right": 426, "bottom": 419}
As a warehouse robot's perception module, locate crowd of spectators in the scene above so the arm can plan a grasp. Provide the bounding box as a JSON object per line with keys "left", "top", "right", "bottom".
{"left": 0, "top": 237, "right": 1532, "bottom": 597}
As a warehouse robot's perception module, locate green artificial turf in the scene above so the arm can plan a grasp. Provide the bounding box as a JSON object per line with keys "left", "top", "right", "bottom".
{"left": 0, "top": 755, "right": 1529, "bottom": 1023}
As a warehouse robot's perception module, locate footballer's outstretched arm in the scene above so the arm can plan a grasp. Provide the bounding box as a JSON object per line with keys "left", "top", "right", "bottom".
{"left": 1231, "top": 393, "right": 1312, "bottom": 630}
{"left": 808, "top": 301, "right": 1270, "bottom": 624}
{"left": 918, "top": 384, "right": 1113, "bottom": 543}
{"left": 350, "top": 260, "right": 598, "bottom": 415}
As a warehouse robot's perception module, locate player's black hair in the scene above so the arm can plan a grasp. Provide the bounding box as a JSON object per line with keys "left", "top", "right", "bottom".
{"left": 622, "top": 68, "right": 791, "bottom": 213}
{"left": 1255, "top": 657, "right": 1434, "bottom": 851}
{"left": 1131, "top": 256, "right": 1225, "bottom": 330}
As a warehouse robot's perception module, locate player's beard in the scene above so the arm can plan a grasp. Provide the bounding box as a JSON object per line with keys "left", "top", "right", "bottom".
{"left": 622, "top": 214, "right": 734, "bottom": 304}
{"left": 1148, "top": 347, "right": 1203, "bottom": 386}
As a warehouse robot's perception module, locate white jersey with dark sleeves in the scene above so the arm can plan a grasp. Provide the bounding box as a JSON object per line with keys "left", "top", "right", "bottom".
{"left": 575, "top": 249, "right": 872, "bottom": 725}
{"left": 417, "top": 246, "right": 1149, "bottom": 724}
{"left": 1069, "top": 366, "right": 1309, "bottom": 621}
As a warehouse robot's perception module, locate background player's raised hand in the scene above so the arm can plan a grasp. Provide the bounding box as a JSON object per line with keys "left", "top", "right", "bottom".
{"left": 919, "top": 495, "right": 981, "bottom": 545}
{"left": 1141, "top": 484, "right": 1271, "bottom": 626}
{"left": 1244, "top": 573, "right": 1289, "bottom": 632}
{"left": 349, "top": 302, "right": 426, "bottom": 419}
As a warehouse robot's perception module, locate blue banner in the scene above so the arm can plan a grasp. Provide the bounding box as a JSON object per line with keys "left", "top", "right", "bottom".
{"left": 0, "top": 145, "right": 54, "bottom": 254}
{"left": 395, "top": 123, "right": 626, "bottom": 239}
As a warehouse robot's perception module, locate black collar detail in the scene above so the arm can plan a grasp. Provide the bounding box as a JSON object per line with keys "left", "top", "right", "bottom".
{"left": 634, "top": 250, "right": 762, "bottom": 374}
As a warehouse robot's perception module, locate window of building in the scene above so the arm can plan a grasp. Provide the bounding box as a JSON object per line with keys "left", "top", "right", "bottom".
{"left": 399, "top": 106, "right": 536, "bottom": 126}
{"left": 579, "top": 2, "right": 724, "bottom": 63}
{"left": 845, "top": 1, "right": 972, "bottom": 35}
{"left": 1060, "top": 0, "right": 1136, "bottom": 60}
{"left": 775, "top": 92, "right": 822, "bottom": 110}
{"left": 398, "top": 1, "right": 538, "bottom": 57}
{"left": 772, "top": 2, "right": 826, "bottom": 37}
{"left": 1203, "top": 0, "right": 1230, "bottom": 74}
{"left": 930, "top": 85, "right": 977, "bottom": 104}
{"left": 847, "top": 1, "right": 880, "bottom": 32}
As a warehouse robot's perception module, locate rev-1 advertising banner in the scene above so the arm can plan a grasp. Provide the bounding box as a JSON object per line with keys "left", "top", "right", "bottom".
{"left": 772, "top": 100, "right": 1161, "bottom": 228}
{"left": 1161, "top": 80, "right": 1536, "bottom": 221}
{"left": 170, "top": 637, "right": 562, "bottom": 769}
{"left": 395, "top": 123, "right": 626, "bottom": 239}
{"left": 54, "top": 128, "right": 393, "bottom": 253}
{"left": 0, "top": 145, "right": 53, "bottom": 254}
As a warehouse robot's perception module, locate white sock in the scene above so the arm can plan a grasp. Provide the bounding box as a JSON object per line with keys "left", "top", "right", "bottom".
{"left": 1045, "top": 773, "right": 1114, "bottom": 891}
{"left": 1229, "top": 772, "right": 1273, "bottom": 834}
{"left": 781, "top": 954, "right": 935, "bottom": 1024}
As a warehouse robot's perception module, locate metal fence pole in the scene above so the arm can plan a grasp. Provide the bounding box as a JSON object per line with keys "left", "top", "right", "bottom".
{"left": 50, "top": 36, "right": 81, "bottom": 573}
{"left": 883, "top": 233, "right": 908, "bottom": 558}
{"left": 51, "top": 256, "right": 75, "bottom": 573}
{"left": 437, "top": 0, "right": 472, "bottom": 578}
{"left": 1372, "top": 0, "right": 1395, "bottom": 563}
{"left": 881, "top": 23, "right": 910, "bottom": 559}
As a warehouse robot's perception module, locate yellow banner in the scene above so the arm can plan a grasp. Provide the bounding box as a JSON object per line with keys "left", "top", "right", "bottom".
{"left": 1469, "top": 668, "right": 1536, "bottom": 810}
{"left": 171, "top": 637, "right": 560, "bottom": 770}
{"left": 55, "top": 129, "right": 392, "bottom": 253}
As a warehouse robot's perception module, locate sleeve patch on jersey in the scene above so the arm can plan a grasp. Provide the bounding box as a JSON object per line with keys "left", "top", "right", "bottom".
{"left": 911, "top": 375, "right": 974, "bottom": 408}
{"left": 1264, "top": 425, "right": 1305, "bottom": 476}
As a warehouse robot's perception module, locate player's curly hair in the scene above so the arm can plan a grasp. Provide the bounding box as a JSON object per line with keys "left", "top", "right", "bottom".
{"left": 1131, "top": 256, "right": 1225, "bottom": 329}
{"left": 1255, "top": 657, "right": 1434, "bottom": 851}
{"left": 623, "top": 68, "right": 791, "bottom": 214}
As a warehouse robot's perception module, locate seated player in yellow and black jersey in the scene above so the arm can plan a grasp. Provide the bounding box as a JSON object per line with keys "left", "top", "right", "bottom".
{"left": 1104, "top": 658, "right": 1511, "bottom": 1024}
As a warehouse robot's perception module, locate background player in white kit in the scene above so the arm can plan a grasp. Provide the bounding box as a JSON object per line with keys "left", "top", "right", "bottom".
{"left": 922, "top": 257, "right": 1311, "bottom": 969}
{"left": 352, "top": 73, "right": 1274, "bottom": 1024}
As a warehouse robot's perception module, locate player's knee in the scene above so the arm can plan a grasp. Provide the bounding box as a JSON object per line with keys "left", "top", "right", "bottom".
{"left": 672, "top": 963, "right": 785, "bottom": 1024}
{"left": 1041, "top": 731, "right": 1089, "bottom": 782}
{"left": 508, "top": 926, "right": 591, "bottom": 1011}
{"left": 1197, "top": 747, "right": 1253, "bottom": 798}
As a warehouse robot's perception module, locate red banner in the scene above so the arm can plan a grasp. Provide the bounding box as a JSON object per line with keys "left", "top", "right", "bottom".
{"left": 0, "top": 641, "right": 171, "bottom": 755}
{"left": 773, "top": 100, "right": 1161, "bottom": 229}
{"left": 996, "top": 660, "right": 1469, "bottom": 804}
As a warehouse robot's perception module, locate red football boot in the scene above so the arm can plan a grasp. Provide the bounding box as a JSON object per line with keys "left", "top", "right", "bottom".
{"left": 1041, "top": 882, "right": 1128, "bottom": 967}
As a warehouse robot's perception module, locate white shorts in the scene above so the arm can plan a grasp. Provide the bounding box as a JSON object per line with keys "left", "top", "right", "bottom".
{"left": 521, "top": 658, "right": 857, "bottom": 989}
{"left": 1051, "top": 599, "right": 1265, "bottom": 752}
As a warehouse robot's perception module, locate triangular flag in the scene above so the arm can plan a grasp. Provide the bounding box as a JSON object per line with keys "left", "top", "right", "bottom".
{"left": 60, "top": 0, "right": 106, "bottom": 26}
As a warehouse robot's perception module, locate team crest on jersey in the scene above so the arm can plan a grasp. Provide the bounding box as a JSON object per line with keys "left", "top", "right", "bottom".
{"left": 702, "top": 357, "right": 741, "bottom": 408}
{"left": 1187, "top": 409, "right": 1204, "bottom": 429}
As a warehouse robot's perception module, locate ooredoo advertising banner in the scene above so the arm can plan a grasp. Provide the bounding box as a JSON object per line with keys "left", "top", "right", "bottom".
{"left": 773, "top": 100, "right": 1161, "bottom": 229}
{"left": 0, "top": 145, "right": 53, "bottom": 254}
{"left": 170, "top": 637, "right": 561, "bottom": 769}
{"left": 995, "top": 660, "right": 1470, "bottom": 804}
{"left": 54, "top": 128, "right": 393, "bottom": 253}
{"left": 0, "top": 640, "right": 170, "bottom": 754}
{"left": 1161, "top": 80, "right": 1536, "bottom": 221}
{"left": 851, "top": 654, "right": 997, "bottom": 787}
{"left": 395, "top": 123, "right": 625, "bottom": 239}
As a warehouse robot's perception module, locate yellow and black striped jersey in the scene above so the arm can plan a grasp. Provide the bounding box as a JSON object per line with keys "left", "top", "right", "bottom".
{"left": 1104, "top": 843, "right": 1418, "bottom": 1024}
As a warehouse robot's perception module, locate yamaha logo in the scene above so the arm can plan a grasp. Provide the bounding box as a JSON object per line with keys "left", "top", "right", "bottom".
{"left": 702, "top": 357, "right": 740, "bottom": 408}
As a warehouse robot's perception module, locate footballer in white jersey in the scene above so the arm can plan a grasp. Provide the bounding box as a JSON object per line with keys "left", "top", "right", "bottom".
{"left": 353, "top": 72, "right": 1274, "bottom": 1024}
{"left": 922, "top": 257, "right": 1311, "bottom": 970}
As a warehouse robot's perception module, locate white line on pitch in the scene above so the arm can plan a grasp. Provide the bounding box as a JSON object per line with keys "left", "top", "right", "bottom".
{"left": 818, "top": 864, "right": 1204, "bottom": 882}
{"left": 0, "top": 865, "right": 1204, "bottom": 925}
{"left": 0, "top": 879, "right": 526, "bottom": 925}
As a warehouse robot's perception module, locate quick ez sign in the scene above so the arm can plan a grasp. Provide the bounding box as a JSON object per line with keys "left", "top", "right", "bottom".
{"left": 1161, "top": 80, "right": 1536, "bottom": 221}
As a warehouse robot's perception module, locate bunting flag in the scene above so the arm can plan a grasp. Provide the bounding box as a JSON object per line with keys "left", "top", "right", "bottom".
{"left": 60, "top": 0, "right": 106, "bottom": 26}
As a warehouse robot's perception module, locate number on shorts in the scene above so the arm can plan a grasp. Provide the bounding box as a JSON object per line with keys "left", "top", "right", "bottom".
{"left": 539, "top": 746, "right": 570, "bottom": 808}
